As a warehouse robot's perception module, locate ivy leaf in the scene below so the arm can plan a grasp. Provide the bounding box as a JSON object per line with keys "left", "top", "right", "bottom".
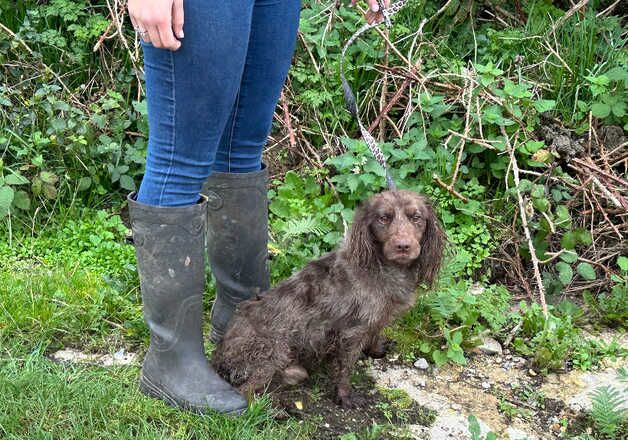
{"left": 576, "top": 262, "right": 596, "bottom": 280}
{"left": 555, "top": 262, "right": 573, "bottom": 286}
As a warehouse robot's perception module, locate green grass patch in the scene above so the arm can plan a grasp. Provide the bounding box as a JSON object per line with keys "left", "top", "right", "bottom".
{"left": 0, "top": 266, "right": 144, "bottom": 355}
{"left": 0, "top": 350, "right": 306, "bottom": 439}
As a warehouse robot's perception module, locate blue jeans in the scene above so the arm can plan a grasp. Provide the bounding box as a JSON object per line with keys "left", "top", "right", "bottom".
{"left": 136, "top": 0, "right": 301, "bottom": 207}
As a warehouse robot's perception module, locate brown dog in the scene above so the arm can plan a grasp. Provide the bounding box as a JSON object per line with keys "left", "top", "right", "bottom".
{"left": 213, "top": 190, "right": 445, "bottom": 407}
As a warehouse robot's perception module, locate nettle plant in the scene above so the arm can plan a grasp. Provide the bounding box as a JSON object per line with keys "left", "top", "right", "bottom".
{"left": 0, "top": 81, "right": 147, "bottom": 221}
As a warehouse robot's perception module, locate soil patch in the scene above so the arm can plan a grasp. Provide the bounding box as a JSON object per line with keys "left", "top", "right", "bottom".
{"left": 271, "top": 368, "right": 436, "bottom": 439}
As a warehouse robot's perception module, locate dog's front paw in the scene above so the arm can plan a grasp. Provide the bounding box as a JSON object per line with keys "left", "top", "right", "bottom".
{"left": 362, "top": 336, "right": 395, "bottom": 359}
{"left": 335, "top": 390, "right": 366, "bottom": 409}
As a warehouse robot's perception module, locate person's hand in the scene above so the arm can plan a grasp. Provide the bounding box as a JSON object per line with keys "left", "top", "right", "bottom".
{"left": 351, "top": 0, "right": 391, "bottom": 25}
{"left": 128, "top": 0, "right": 184, "bottom": 50}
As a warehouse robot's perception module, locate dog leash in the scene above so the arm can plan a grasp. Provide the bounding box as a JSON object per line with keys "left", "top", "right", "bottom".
{"left": 340, "top": 0, "right": 410, "bottom": 190}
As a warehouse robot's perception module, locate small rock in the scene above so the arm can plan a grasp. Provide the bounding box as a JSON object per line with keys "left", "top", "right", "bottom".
{"left": 504, "top": 349, "right": 511, "bottom": 355}
{"left": 478, "top": 336, "right": 503, "bottom": 355}
{"left": 528, "top": 369, "right": 537, "bottom": 377}
{"left": 414, "top": 358, "right": 429, "bottom": 370}
{"left": 506, "top": 354, "right": 513, "bottom": 360}
{"left": 451, "top": 403, "right": 462, "bottom": 411}
{"left": 481, "top": 381, "right": 491, "bottom": 389}
{"left": 495, "top": 356, "right": 503, "bottom": 363}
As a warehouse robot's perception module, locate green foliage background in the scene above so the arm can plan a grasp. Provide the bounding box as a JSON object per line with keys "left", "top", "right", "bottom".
{"left": 0, "top": 1, "right": 626, "bottom": 437}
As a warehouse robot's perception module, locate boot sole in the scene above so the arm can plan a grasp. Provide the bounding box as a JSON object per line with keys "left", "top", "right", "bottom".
{"left": 139, "top": 374, "right": 246, "bottom": 416}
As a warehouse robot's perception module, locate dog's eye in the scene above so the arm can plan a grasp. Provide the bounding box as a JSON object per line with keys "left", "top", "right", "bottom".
{"left": 410, "top": 213, "right": 422, "bottom": 223}
{"left": 378, "top": 214, "right": 392, "bottom": 224}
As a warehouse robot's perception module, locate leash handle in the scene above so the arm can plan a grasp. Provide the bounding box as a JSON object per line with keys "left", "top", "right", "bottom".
{"left": 340, "top": 0, "right": 409, "bottom": 190}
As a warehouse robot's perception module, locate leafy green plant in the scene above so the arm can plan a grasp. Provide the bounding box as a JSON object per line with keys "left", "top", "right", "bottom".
{"left": 585, "top": 67, "right": 627, "bottom": 127}
{"left": 584, "top": 256, "right": 628, "bottom": 329}
{"left": 387, "top": 278, "right": 512, "bottom": 367}
{"left": 589, "top": 384, "right": 627, "bottom": 440}
{"left": 467, "top": 414, "right": 496, "bottom": 440}
{"left": 0, "top": 208, "right": 135, "bottom": 276}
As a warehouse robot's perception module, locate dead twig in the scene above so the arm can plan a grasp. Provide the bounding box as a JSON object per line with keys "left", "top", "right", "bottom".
{"left": 546, "top": 0, "right": 591, "bottom": 37}
{"left": 433, "top": 174, "right": 469, "bottom": 202}
{"left": 501, "top": 126, "right": 548, "bottom": 319}
{"left": 367, "top": 76, "right": 411, "bottom": 133}
{"left": 280, "top": 90, "right": 297, "bottom": 150}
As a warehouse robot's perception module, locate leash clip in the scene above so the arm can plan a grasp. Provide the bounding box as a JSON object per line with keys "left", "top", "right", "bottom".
{"left": 377, "top": 0, "right": 393, "bottom": 28}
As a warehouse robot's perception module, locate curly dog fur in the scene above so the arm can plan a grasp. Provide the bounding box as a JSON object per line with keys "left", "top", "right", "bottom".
{"left": 212, "top": 190, "right": 445, "bottom": 407}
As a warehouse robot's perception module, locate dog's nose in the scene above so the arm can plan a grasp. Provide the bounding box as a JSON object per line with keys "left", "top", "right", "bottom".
{"left": 395, "top": 241, "right": 411, "bottom": 252}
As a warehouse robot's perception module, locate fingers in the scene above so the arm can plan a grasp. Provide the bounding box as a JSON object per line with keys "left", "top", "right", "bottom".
{"left": 158, "top": 22, "right": 181, "bottom": 50}
{"left": 351, "top": 0, "right": 389, "bottom": 10}
{"left": 366, "top": 0, "right": 381, "bottom": 12}
{"left": 129, "top": 14, "right": 149, "bottom": 43}
{"left": 360, "top": 0, "right": 392, "bottom": 25}
{"left": 127, "top": 0, "right": 182, "bottom": 50}
{"left": 172, "top": 0, "right": 184, "bottom": 39}
{"left": 147, "top": 25, "right": 162, "bottom": 47}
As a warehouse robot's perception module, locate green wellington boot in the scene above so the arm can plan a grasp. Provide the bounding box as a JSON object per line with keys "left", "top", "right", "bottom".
{"left": 201, "top": 166, "right": 270, "bottom": 344}
{"left": 127, "top": 192, "right": 248, "bottom": 414}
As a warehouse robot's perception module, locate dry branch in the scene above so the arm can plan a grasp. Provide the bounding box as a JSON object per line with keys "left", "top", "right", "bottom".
{"left": 502, "top": 126, "right": 548, "bottom": 318}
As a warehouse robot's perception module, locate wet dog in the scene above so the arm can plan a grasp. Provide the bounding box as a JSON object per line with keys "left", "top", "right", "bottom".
{"left": 213, "top": 190, "right": 445, "bottom": 407}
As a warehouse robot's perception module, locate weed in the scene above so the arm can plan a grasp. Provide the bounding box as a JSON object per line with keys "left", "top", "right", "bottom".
{"left": 467, "top": 414, "right": 496, "bottom": 440}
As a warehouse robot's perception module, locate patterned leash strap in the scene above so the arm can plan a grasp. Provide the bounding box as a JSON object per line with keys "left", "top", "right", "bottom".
{"left": 340, "top": 0, "right": 409, "bottom": 190}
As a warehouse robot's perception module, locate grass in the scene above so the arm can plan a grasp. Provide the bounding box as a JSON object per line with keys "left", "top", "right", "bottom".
{"left": 0, "top": 265, "right": 312, "bottom": 439}
{"left": 0, "top": 267, "right": 144, "bottom": 354}
{"left": 0, "top": 350, "right": 306, "bottom": 439}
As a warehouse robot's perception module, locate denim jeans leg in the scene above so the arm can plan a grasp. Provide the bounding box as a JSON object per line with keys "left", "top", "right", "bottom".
{"left": 136, "top": 0, "right": 256, "bottom": 207}
{"left": 213, "top": 0, "right": 301, "bottom": 173}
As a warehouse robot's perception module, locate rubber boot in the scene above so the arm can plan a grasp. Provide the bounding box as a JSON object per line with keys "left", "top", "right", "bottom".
{"left": 201, "top": 166, "right": 270, "bottom": 344}
{"left": 127, "top": 192, "right": 248, "bottom": 414}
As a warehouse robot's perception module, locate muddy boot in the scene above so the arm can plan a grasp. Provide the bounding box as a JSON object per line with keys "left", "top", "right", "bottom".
{"left": 128, "top": 192, "right": 248, "bottom": 414}
{"left": 201, "top": 167, "right": 270, "bottom": 344}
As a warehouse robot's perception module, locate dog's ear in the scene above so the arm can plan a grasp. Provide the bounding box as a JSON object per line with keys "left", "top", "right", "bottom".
{"left": 414, "top": 200, "right": 445, "bottom": 286}
{"left": 346, "top": 201, "right": 378, "bottom": 269}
